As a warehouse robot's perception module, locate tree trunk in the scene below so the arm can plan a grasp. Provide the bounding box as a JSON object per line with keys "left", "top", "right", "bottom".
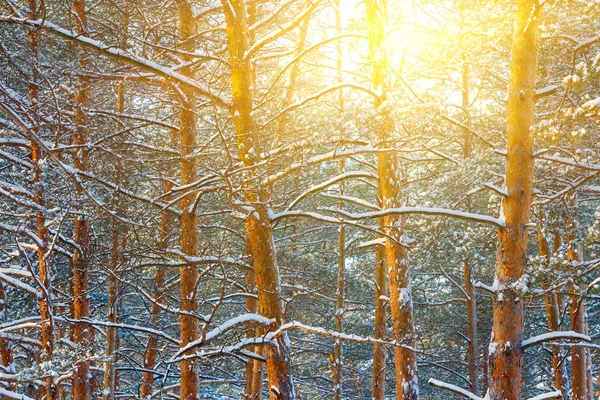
{"left": 489, "top": 2, "right": 540, "bottom": 399}
{"left": 566, "top": 200, "right": 588, "bottom": 400}
{"left": 103, "top": 29, "right": 127, "bottom": 396}
{"left": 464, "top": 262, "right": 478, "bottom": 395}
{"left": 366, "top": 0, "right": 418, "bottom": 398}
{"left": 0, "top": 282, "right": 15, "bottom": 389}
{"left": 332, "top": 2, "right": 344, "bottom": 397}
{"left": 372, "top": 242, "right": 387, "bottom": 400}
{"left": 27, "top": 1, "right": 55, "bottom": 398}
{"left": 333, "top": 160, "right": 346, "bottom": 400}
{"left": 462, "top": 59, "right": 472, "bottom": 158}
{"left": 176, "top": 2, "right": 200, "bottom": 399}
{"left": 141, "top": 179, "right": 173, "bottom": 399}
{"left": 221, "top": 1, "right": 294, "bottom": 398}
{"left": 71, "top": 0, "right": 92, "bottom": 397}
{"left": 537, "top": 228, "right": 567, "bottom": 397}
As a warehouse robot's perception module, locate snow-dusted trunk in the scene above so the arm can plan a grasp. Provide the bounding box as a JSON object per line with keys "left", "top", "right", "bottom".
{"left": 176, "top": 2, "right": 200, "bottom": 399}
{"left": 221, "top": 1, "right": 294, "bottom": 398}
{"left": 372, "top": 241, "right": 387, "bottom": 400}
{"left": 71, "top": 0, "right": 92, "bottom": 397}
{"left": 27, "top": 1, "right": 55, "bottom": 398}
{"left": 537, "top": 228, "right": 567, "bottom": 398}
{"left": 489, "top": 1, "right": 540, "bottom": 399}
{"left": 140, "top": 179, "right": 173, "bottom": 399}
{"left": 464, "top": 262, "right": 478, "bottom": 395}
{"left": 366, "top": 0, "right": 418, "bottom": 398}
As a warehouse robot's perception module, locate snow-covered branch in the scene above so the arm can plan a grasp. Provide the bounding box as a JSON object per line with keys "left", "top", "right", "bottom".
{"left": 428, "top": 378, "right": 483, "bottom": 400}
{"left": 521, "top": 331, "right": 591, "bottom": 349}
{"left": 323, "top": 207, "right": 505, "bottom": 228}
{"left": 0, "top": 16, "right": 230, "bottom": 109}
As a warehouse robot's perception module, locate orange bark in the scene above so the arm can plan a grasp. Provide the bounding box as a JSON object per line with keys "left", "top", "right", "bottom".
{"left": 140, "top": 180, "right": 173, "bottom": 399}
{"left": 537, "top": 229, "right": 567, "bottom": 396}
{"left": 221, "top": 1, "right": 294, "bottom": 398}
{"left": 176, "top": 2, "right": 200, "bottom": 398}
{"left": 27, "top": 1, "right": 55, "bottom": 398}
{"left": 366, "top": 0, "right": 418, "bottom": 398}
{"left": 489, "top": 1, "right": 540, "bottom": 399}
{"left": 71, "top": 0, "right": 92, "bottom": 397}
{"left": 372, "top": 242, "right": 387, "bottom": 400}
{"left": 464, "top": 262, "right": 478, "bottom": 395}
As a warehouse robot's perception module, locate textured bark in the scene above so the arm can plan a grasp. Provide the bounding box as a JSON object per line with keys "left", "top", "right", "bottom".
{"left": 141, "top": 179, "right": 173, "bottom": 399}
{"left": 71, "top": 0, "right": 92, "bottom": 397}
{"left": 27, "top": 1, "right": 55, "bottom": 398}
{"left": 176, "top": 2, "right": 200, "bottom": 399}
{"left": 372, "top": 242, "right": 387, "bottom": 400}
{"left": 489, "top": 2, "right": 540, "bottom": 399}
{"left": 537, "top": 229, "right": 567, "bottom": 397}
{"left": 570, "top": 297, "right": 587, "bottom": 400}
{"left": 464, "top": 262, "right": 478, "bottom": 395}
{"left": 366, "top": 0, "right": 418, "bottom": 398}
{"left": 221, "top": 1, "right": 294, "bottom": 398}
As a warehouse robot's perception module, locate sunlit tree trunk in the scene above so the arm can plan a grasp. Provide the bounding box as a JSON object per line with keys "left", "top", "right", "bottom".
{"left": 365, "top": 1, "right": 418, "bottom": 398}
{"left": 141, "top": 177, "right": 174, "bottom": 399}
{"left": 71, "top": 0, "right": 92, "bottom": 397}
{"left": 463, "top": 262, "right": 478, "bottom": 395}
{"left": 221, "top": 1, "right": 294, "bottom": 398}
{"left": 489, "top": 2, "right": 540, "bottom": 399}
{"left": 462, "top": 59, "right": 472, "bottom": 158}
{"left": 176, "top": 2, "right": 200, "bottom": 399}
{"left": 536, "top": 228, "right": 567, "bottom": 398}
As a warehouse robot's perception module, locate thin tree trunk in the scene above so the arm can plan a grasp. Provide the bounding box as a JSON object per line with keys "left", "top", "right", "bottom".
{"left": 566, "top": 200, "right": 587, "bottom": 400}
{"left": 103, "top": 25, "right": 128, "bottom": 395}
{"left": 462, "top": 59, "right": 472, "bottom": 158}
{"left": 71, "top": 0, "right": 92, "bottom": 397}
{"left": 366, "top": 1, "right": 418, "bottom": 398}
{"left": 140, "top": 178, "right": 173, "bottom": 399}
{"left": 27, "top": 1, "right": 55, "bottom": 398}
{"left": 332, "top": 2, "right": 344, "bottom": 397}
{"left": 176, "top": 2, "right": 200, "bottom": 399}
{"left": 489, "top": 1, "right": 540, "bottom": 399}
{"left": 372, "top": 242, "right": 387, "bottom": 400}
{"left": 0, "top": 282, "right": 14, "bottom": 388}
{"left": 221, "top": 1, "right": 294, "bottom": 398}
{"left": 537, "top": 228, "right": 567, "bottom": 397}
{"left": 464, "top": 262, "right": 478, "bottom": 395}
{"left": 332, "top": 160, "right": 346, "bottom": 400}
